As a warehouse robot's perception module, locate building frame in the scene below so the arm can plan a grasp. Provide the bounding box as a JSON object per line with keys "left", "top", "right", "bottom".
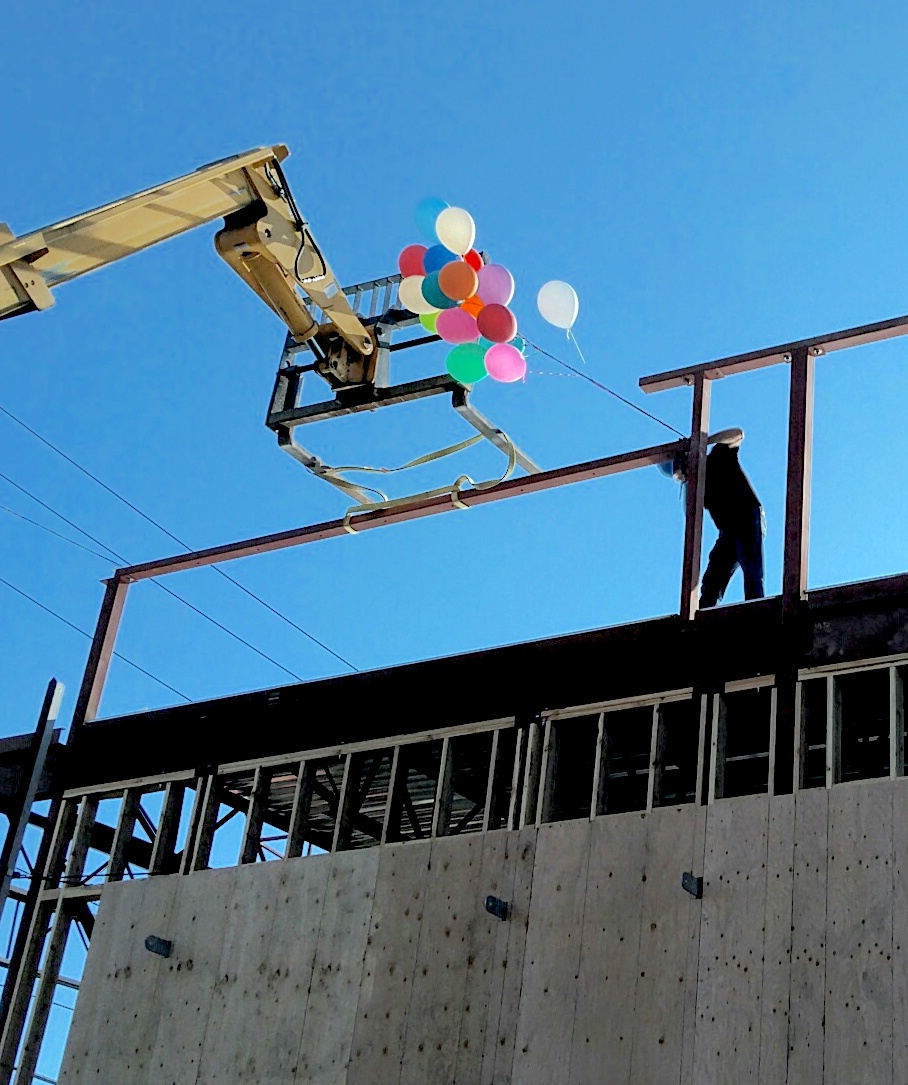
{"left": 3, "top": 309, "right": 908, "bottom": 1082}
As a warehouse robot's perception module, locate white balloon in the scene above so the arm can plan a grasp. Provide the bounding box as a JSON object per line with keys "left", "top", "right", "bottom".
{"left": 398, "top": 275, "right": 437, "bottom": 315}
{"left": 537, "top": 280, "right": 579, "bottom": 330}
{"left": 435, "top": 207, "right": 476, "bottom": 256}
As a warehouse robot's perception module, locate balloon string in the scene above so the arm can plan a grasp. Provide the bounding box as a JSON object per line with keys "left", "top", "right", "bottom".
{"left": 521, "top": 336, "right": 685, "bottom": 439}
{"left": 528, "top": 369, "right": 586, "bottom": 378}
{"left": 567, "top": 328, "right": 588, "bottom": 365}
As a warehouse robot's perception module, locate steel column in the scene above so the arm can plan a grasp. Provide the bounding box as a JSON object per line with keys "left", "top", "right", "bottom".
{"left": 0, "top": 681, "right": 62, "bottom": 919}
{"left": 71, "top": 577, "right": 130, "bottom": 736}
{"left": 680, "top": 374, "right": 711, "bottom": 620}
{"left": 782, "top": 346, "right": 815, "bottom": 611}
{"left": 775, "top": 346, "right": 816, "bottom": 794}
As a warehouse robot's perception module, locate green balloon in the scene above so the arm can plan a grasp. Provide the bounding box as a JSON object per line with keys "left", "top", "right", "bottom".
{"left": 446, "top": 342, "right": 488, "bottom": 385}
{"left": 420, "top": 311, "right": 439, "bottom": 333}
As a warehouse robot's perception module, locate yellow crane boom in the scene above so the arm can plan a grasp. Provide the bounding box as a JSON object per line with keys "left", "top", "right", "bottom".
{"left": 0, "top": 144, "right": 372, "bottom": 357}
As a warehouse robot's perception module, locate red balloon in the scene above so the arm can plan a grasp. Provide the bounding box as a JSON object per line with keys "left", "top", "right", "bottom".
{"left": 464, "top": 249, "right": 483, "bottom": 271}
{"left": 398, "top": 244, "right": 427, "bottom": 278}
{"left": 476, "top": 303, "right": 517, "bottom": 344}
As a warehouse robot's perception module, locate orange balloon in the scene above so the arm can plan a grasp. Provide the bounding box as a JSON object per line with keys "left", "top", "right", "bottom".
{"left": 438, "top": 260, "right": 479, "bottom": 302}
{"left": 460, "top": 293, "right": 485, "bottom": 317}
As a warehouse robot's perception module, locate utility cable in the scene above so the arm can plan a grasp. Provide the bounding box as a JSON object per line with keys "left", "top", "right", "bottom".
{"left": 0, "top": 468, "right": 304, "bottom": 682}
{"left": 0, "top": 402, "right": 357, "bottom": 671}
{"left": 0, "top": 574, "right": 190, "bottom": 702}
{"left": 521, "top": 338, "right": 686, "bottom": 439}
{"left": 0, "top": 472, "right": 120, "bottom": 561}
{"left": 0, "top": 504, "right": 115, "bottom": 563}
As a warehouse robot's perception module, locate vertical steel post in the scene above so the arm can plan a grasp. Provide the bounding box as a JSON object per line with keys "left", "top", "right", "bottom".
{"left": 0, "top": 681, "right": 67, "bottom": 1073}
{"left": 775, "top": 345, "right": 816, "bottom": 795}
{"left": 0, "top": 681, "right": 63, "bottom": 919}
{"left": 782, "top": 346, "right": 815, "bottom": 612}
{"left": 680, "top": 374, "right": 712, "bottom": 620}
{"left": 70, "top": 577, "right": 130, "bottom": 737}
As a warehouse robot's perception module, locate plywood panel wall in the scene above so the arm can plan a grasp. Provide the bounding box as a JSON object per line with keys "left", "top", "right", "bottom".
{"left": 60, "top": 778, "right": 908, "bottom": 1085}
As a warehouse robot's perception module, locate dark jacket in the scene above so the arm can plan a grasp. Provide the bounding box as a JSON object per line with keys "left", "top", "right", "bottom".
{"left": 704, "top": 443, "right": 761, "bottom": 531}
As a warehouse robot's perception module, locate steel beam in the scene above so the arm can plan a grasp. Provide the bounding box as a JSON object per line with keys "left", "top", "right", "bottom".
{"left": 113, "top": 440, "right": 685, "bottom": 583}
{"left": 268, "top": 374, "right": 459, "bottom": 427}
{"left": 639, "top": 311, "right": 908, "bottom": 393}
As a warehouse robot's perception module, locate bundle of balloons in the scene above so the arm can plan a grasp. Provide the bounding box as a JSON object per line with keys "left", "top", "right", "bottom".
{"left": 398, "top": 198, "right": 527, "bottom": 386}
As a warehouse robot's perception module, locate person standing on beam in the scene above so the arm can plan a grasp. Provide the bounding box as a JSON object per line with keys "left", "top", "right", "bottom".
{"left": 662, "top": 427, "right": 766, "bottom": 607}
{"left": 698, "top": 427, "right": 765, "bottom": 607}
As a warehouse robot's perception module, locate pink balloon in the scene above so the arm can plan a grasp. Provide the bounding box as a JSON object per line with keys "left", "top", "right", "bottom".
{"left": 436, "top": 306, "right": 480, "bottom": 344}
{"left": 398, "top": 244, "right": 427, "bottom": 278}
{"left": 484, "top": 343, "right": 527, "bottom": 383}
{"left": 476, "top": 264, "right": 515, "bottom": 306}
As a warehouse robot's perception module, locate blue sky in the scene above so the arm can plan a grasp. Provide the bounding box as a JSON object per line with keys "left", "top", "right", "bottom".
{"left": 3, "top": 1, "right": 908, "bottom": 731}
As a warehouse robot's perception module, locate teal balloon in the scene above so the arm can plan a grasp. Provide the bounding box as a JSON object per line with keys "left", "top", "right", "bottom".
{"left": 422, "top": 271, "right": 458, "bottom": 310}
{"left": 479, "top": 337, "right": 496, "bottom": 350}
{"left": 415, "top": 197, "right": 449, "bottom": 243}
{"left": 510, "top": 335, "right": 526, "bottom": 352}
{"left": 446, "top": 342, "right": 488, "bottom": 385}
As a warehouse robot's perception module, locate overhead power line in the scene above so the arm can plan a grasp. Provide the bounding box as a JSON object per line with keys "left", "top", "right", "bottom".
{"left": 0, "top": 503, "right": 114, "bottom": 562}
{"left": 0, "top": 574, "right": 190, "bottom": 703}
{"left": 0, "top": 401, "right": 357, "bottom": 672}
{"left": 0, "top": 468, "right": 306, "bottom": 683}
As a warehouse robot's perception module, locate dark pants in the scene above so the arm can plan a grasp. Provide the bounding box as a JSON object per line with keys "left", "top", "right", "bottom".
{"left": 700, "top": 509, "right": 765, "bottom": 608}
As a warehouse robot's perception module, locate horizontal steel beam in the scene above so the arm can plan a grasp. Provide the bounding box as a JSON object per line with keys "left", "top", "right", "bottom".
{"left": 116, "top": 439, "right": 686, "bottom": 582}
{"left": 267, "top": 374, "right": 460, "bottom": 428}
{"left": 639, "top": 312, "right": 908, "bottom": 393}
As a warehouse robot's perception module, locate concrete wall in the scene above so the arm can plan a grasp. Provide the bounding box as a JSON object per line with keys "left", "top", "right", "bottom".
{"left": 59, "top": 777, "right": 908, "bottom": 1084}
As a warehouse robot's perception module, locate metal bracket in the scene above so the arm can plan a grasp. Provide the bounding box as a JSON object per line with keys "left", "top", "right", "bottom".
{"left": 484, "top": 895, "right": 510, "bottom": 921}
{"left": 681, "top": 871, "right": 703, "bottom": 898}
{"left": 144, "top": 935, "right": 173, "bottom": 958}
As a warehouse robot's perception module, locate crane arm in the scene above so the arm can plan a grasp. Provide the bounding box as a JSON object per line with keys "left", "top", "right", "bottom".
{"left": 0, "top": 144, "right": 372, "bottom": 355}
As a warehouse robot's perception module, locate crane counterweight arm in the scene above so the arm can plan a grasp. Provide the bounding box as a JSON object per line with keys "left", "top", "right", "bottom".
{"left": 0, "top": 144, "right": 372, "bottom": 356}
